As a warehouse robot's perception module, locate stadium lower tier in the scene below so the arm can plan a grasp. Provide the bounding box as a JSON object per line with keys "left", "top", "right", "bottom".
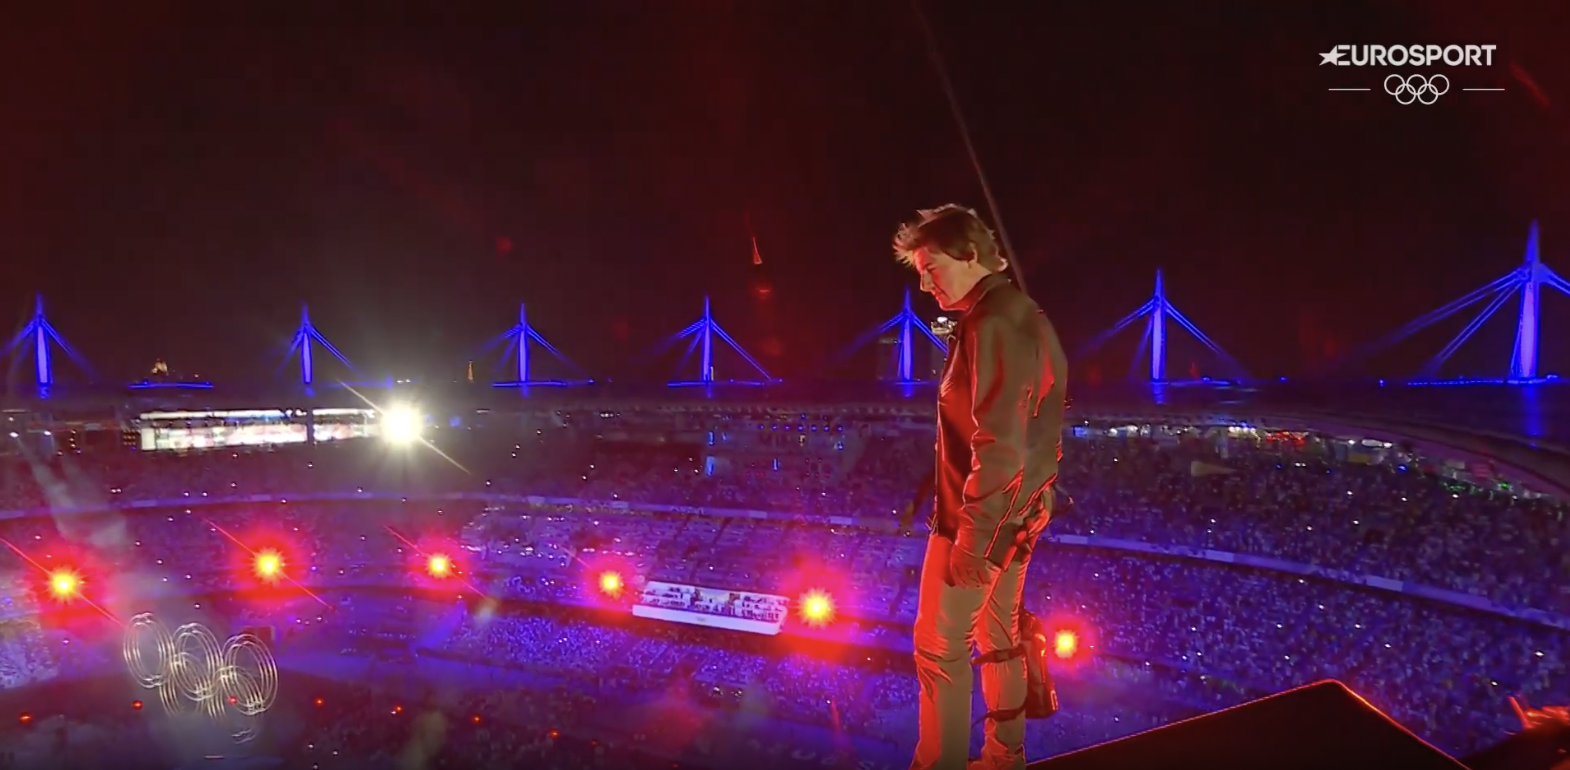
{"left": 0, "top": 531, "right": 1557, "bottom": 766}
{"left": 0, "top": 589, "right": 1325, "bottom": 769}
{"left": 0, "top": 493, "right": 1562, "bottom": 768}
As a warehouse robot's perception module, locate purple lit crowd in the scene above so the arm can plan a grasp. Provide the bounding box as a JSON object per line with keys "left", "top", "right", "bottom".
{"left": 0, "top": 407, "right": 1564, "bottom": 767}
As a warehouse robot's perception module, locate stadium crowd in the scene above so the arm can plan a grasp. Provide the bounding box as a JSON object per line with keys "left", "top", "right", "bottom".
{"left": 0, "top": 408, "right": 1563, "bottom": 766}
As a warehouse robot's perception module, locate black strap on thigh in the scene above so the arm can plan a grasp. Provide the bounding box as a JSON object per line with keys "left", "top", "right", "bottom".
{"left": 972, "top": 646, "right": 1029, "bottom": 726}
{"left": 976, "top": 704, "right": 1028, "bottom": 726}
{"left": 972, "top": 645, "right": 1025, "bottom": 666}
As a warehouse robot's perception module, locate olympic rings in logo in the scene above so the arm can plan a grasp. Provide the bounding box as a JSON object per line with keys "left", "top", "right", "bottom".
{"left": 122, "top": 613, "right": 279, "bottom": 743}
{"left": 1384, "top": 74, "right": 1450, "bottom": 105}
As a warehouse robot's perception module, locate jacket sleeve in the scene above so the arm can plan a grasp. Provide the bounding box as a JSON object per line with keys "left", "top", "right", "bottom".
{"left": 955, "top": 312, "right": 1033, "bottom": 560}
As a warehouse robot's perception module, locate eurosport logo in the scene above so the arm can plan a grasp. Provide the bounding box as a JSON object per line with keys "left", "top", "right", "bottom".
{"left": 1320, "top": 45, "right": 1496, "bottom": 68}
{"left": 1321, "top": 44, "right": 1504, "bottom": 105}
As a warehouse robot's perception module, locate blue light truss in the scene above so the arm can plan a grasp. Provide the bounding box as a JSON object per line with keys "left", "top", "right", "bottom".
{"left": 649, "top": 296, "right": 775, "bottom": 387}
{"left": 1077, "top": 270, "right": 1247, "bottom": 382}
{"left": 128, "top": 381, "right": 214, "bottom": 391}
{"left": 1349, "top": 222, "right": 1566, "bottom": 383}
{"left": 831, "top": 289, "right": 949, "bottom": 382}
{"left": 2, "top": 295, "right": 93, "bottom": 395}
{"left": 280, "top": 304, "right": 356, "bottom": 388}
{"left": 486, "top": 303, "right": 591, "bottom": 388}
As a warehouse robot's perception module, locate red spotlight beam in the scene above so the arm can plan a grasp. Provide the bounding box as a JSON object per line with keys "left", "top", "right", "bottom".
{"left": 202, "top": 519, "right": 329, "bottom": 608}
{"left": 0, "top": 537, "right": 57, "bottom": 575}
{"left": 0, "top": 537, "right": 122, "bottom": 627}
{"left": 382, "top": 525, "right": 489, "bottom": 599}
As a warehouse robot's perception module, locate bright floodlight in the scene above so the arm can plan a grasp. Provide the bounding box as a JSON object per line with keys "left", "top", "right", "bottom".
{"left": 253, "top": 549, "right": 284, "bottom": 581}
{"left": 48, "top": 569, "right": 80, "bottom": 601}
{"left": 381, "top": 404, "right": 423, "bottom": 444}
{"left": 427, "top": 553, "right": 452, "bottom": 578}
{"left": 598, "top": 571, "right": 623, "bottom": 596}
{"left": 1054, "top": 630, "right": 1079, "bottom": 660}
{"left": 799, "top": 590, "right": 835, "bottom": 626}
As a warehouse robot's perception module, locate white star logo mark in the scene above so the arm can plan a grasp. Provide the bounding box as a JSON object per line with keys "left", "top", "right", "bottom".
{"left": 1320, "top": 49, "right": 1345, "bottom": 66}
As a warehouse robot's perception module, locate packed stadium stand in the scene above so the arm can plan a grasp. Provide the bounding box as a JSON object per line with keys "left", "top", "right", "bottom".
{"left": 0, "top": 399, "right": 1564, "bottom": 769}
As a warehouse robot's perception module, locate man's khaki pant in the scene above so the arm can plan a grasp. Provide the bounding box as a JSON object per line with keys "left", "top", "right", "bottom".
{"left": 910, "top": 533, "right": 1031, "bottom": 770}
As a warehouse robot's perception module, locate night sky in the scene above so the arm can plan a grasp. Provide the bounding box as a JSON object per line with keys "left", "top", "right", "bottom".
{"left": 1, "top": 0, "right": 1567, "bottom": 387}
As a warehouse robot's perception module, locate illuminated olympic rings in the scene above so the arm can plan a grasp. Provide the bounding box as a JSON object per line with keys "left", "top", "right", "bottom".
{"left": 122, "top": 612, "right": 278, "bottom": 743}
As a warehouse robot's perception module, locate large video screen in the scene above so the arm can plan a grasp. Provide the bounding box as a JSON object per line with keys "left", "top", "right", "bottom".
{"left": 312, "top": 422, "right": 375, "bottom": 443}
{"left": 139, "top": 423, "right": 309, "bottom": 451}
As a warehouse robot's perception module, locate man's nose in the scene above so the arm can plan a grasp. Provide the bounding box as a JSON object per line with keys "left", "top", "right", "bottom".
{"left": 919, "top": 275, "right": 934, "bottom": 293}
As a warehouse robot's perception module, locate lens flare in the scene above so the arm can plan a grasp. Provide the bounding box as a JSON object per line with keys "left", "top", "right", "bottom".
{"left": 253, "top": 550, "right": 284, "bottom": 582}
{"left": 799, "top": 590, "right": 835, "bottom": 627}
{"left": 48, "top": 568, "right": 81, "bottom": 601}
{"left": 1053, "top": 630, "right": 1078, "bottom": 660}
{"left": 426, "top": 554, "right": 452, "bottom": 578}
{"left": 381, "top": 404, "right": 423, "bottom": 444}
{"left": 598, "top": 571, "right": 624, "bottom": 596}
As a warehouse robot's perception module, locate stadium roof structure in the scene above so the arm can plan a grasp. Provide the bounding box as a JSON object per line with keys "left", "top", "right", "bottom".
{"left": 2, "top": 295, "right": 93, "bottom": 397}
{"left": 279, "top": 304, "right": 358, "bottom": 392}
{"left": 830, "top": 289, "right": 949, "bottom": 383}
{"left": 484, "top": 303, "right": 591, "bottom": 388}
{"left": 1347, "top": 222, "right": 1567, "bottom": 385}
{"left": 8, "top": 237, "right": 1567, "bottom": 398}
{"left": 1078, "top": 270, "right": 1248, "bottom": 383}
{"left": 647, "top": 296, "right": 776, "bottom": 387}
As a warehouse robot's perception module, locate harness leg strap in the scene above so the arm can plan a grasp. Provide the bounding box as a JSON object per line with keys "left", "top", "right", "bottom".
{"left": 971, "top": 645, "right": 1029, "bottom": 726}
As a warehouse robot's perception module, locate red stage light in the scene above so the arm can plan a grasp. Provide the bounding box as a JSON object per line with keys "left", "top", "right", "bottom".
{"left": 799, "top": 590, "right": 835, "bottom": 627}
{"left": 131, "top": 700, "right": 144, "bottom": 710}
{"left": 1053, "top": 630, "right": 1079, "bottom": 660}
{"left": 598, "top": 571, "right": 623, "bottom": 596}
{"left": 47, "top": 568, "right": 81, "bottom": 601}
{"left": 253, "top": 549, "right": 284, "bottom": 581}
{"left": 471, "top": 715, "right": 481, "bottom": 724}
{"left": 427, "top": 554, "right": 453, "bottom": 578}
{"left": 18, "top": 712, "right": 31, "bottom": 725}
{"left": 314, "top": 697, "right": 324, "bottom": 707}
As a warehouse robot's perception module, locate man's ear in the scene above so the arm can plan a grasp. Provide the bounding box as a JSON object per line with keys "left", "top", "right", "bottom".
{"left": 994, "top": 256, "right": 1010, "bottom": 273}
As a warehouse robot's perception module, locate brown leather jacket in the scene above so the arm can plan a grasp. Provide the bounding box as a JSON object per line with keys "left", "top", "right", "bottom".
{"left": 932, "top": 272, "right": 1067, "bottom": 566}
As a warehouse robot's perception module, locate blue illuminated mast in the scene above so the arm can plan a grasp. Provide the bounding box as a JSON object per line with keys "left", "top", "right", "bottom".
{"left": 1078, "top": 270, "right": 1247, "bottom": 382}
{"left": 283, "top": 304, "right": 355, "bottom": 388}
{"left": 1350, "top": 222, "right": 1566, "bottom": 382}
{"left": 1512, "top": 223, "right": 1556, "bottom": 380}
{"left": 490, "top": 303, "right": 590, "bottom": 387}
{"left": 3, "top": 295, "right": 92, "bottom": 395}
{"left": 832, "top": 289, "right": 949, "bottom": 382}
{"left": 660, "top": 296, "right": 775, "bottom": 386}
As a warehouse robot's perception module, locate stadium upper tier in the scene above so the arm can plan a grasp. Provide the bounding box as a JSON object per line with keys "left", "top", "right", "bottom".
{"left": 8, "top": 377, "right": 1570, "bottom": 445}
{"left": 1, "top": 420, "right": 1566, "bottom": 611}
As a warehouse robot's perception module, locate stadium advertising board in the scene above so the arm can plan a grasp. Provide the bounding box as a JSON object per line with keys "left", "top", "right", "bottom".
{"left": 633, "top": 581, "right": 788, "bottom": 636}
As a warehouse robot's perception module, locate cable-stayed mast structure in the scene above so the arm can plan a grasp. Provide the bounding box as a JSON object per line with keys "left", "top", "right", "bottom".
{"left": 1078, "top": 270, "right": 1247, "bottom": 382}
{"left": 831, "top": 289, "right": 949, "bottom": 382}
{"left": 282, "top": 305, "right": 355, "bottom": 388}
{"left": 1347, "top": 223, "right": 1566, "bottom": 382}
{"left": 647, "top": 297, "right": 774, "bottom": 386}
{"left": 3, "top": 295, "right": 92, "bottom": 395}
{"left": 487, "top": 303, "right": 591, "bottom": 387}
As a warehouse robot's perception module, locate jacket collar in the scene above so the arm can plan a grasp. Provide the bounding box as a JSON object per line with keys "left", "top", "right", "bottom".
{"left": 952, "top": 272, "right": 1010, "bottom": 314}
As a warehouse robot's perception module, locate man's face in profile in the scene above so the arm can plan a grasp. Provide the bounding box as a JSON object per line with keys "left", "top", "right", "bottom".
{"left": 912, "top": 245, "right": 984, "bottom": 311}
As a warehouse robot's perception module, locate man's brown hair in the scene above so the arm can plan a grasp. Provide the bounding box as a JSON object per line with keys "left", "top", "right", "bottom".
{"left": 892, "top": 204, "right": 1005, "bottom": 272}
